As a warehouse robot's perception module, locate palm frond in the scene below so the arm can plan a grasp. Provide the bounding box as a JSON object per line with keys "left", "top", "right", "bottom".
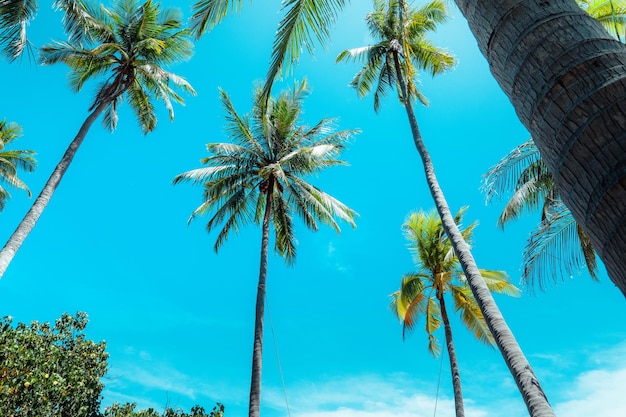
{"left": 522, "top": 202, "right": 598, "bottom": 290}
{"left": 0, "top": 0, "right": 37, "bottom": 60}
{"left": 482, "top": 138, "right": 543, "bottom": 203}
{"left": 425, "top": 296, "right": 442, "bottom": 357}
{"left": 450, "top": 284, "right": 494, "bottom": 346}
{"left": 261, "top": 0, "right": 348, "bottom": 103}
{"left": 189, "top": 0, "right": 243, "bottom": 40}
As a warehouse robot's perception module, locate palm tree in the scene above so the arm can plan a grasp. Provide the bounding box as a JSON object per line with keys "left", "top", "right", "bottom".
{"left": 0, "top": 119, "right": 37, "bottom": 210}
{"left": 483, "top": 138, "right": 599, "bottom": 289}
{"left": 337, "top": 1, "right": 555, "bottom": 415}
{"left": 391, "top": 208, "right": 519, "bottom": 417}
{"left": 451, "top": 0, "right": 626, "bottom": 297}
{"left": 0, "top": 0, "right": 195, "bottom": 278}
{"left": 189, "top": 0, "right": 348, "bottom": 103}
{"left": 173, "top": 80, "right": 357, "bottom": 417}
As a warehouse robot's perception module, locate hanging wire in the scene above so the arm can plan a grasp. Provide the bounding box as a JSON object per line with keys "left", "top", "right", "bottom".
{"left": 433, "top": 349, "right": 445, "bottom": 417}
{"left": 266, "top": 297, "right": 292, "bottom": 417}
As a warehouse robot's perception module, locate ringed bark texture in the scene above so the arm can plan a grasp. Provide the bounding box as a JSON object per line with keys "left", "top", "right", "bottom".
{"left": 455, "top": 0, "right": 626, "bottom": 295}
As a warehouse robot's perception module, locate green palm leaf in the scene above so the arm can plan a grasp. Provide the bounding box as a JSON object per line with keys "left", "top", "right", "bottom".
{"left": 523, "top": 201, "right": 599, "bottom": 290}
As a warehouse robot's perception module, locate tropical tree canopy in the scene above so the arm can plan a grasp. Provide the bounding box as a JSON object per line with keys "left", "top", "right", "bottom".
{"left": 40, "top": 0, "right": 196, "bottom": 134}
{"left": 0, "top": 312, "right": 107, "bottom": 417}
{"left": 483, "top": 138, "right": 599, "bottom": 289}
{"left": 390, "top": 207, "right": 520, "bottom": 356}
{"left": 173, "top": 79, "right": 358, "bottom": 262}
{"left": 0, "top": 119, "right": 36, "bottom": 211}
{"left": 336, "top": 0, "right": 455, "bottom": 111}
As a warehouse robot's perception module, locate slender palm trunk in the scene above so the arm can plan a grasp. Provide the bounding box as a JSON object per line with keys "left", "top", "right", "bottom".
{"left": 436, "top": 288, "right": 464, "bottom": 417}
{"left": 391, "top": 46, "right": 555, "bottom": 416}
{"left": 453, "top": 0, "right": 626, "bottom": 295}
{"left": 0, "top": 100, "right": 110, "bottom": 278}
{"left": 249, "top": 176, "right": 274, "bottom": 417}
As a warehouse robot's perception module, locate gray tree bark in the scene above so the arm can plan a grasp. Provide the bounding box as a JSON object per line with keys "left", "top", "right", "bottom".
{"left": 249, "top": 176, "right": 274, "bottom": 417}
{"left": 454, "top": 0, "right": 626, "bottom": 296}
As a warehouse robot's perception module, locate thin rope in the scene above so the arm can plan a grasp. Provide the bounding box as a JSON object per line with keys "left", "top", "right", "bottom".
{"left": 433, "top": 349, "right": 445, "bottom": 417}
{"left": 266, "top": 297, "right": 292, "bottom": 417}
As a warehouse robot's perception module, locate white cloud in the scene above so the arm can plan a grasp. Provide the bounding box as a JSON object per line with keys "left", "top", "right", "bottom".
{"left": 262, "top": 374, "right": 509, "bottom": 417}
{"left": 554, "top": 366, "right": 626, "bottom": 417}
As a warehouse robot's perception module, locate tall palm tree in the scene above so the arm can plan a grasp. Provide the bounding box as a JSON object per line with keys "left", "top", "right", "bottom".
{"left": 173, "top": 80, "right": 357, "bottom": 417}
{"left": 0, "top": 0, "right": 195, "bottom": 278}
{"left": 451, "top": 0, "right": 626, "bottom": 297}
{"left": 189, "top": 0, "right": 348, "bottom": 103}
{"left": 337, "top": 1, "right": 555, "bottom": 415}
{"left": 391, "top": 208, "right": 519, "bottom": 417}
{"left": 0, "top": 119, "right": 37, "bottom": 210}
{"left": 483, "top": 138, "right": 599, "bottom": 290}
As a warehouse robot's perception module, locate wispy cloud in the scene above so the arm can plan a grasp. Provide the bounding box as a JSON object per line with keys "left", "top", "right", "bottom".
{"left": 262, "top": 373, "right": 519, "bottom": 417}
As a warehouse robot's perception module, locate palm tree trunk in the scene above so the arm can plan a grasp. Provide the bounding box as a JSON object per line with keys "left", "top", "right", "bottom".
{"left": 249, "top": 176, "right": 274, "bottom": 417}
{"left": 453, "top": 0, "right": 626, "bottom": 296}
{"left": 436, "top": 289, "right": 465, "bottom": 417}
{"left": 0, "top": 100, "right": 110, "bottom": 278}
{"left": 391, "top": 45, "right": 555, "bottom": 416}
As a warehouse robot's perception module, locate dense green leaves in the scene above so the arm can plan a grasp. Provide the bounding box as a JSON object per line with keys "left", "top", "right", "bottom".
{"left": 0, "top": 312, "right": 107, "bottom": 417}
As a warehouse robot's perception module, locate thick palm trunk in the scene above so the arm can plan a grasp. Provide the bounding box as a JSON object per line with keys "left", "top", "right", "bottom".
{"left": 453, "top": 0, "right": 626, "bottom": 296}
{"left": 249, "top": 177, "right": 274, "bottom": 417}
{"left": 436, "top": 290, "right": 464, "bottom": 417}
{"left": 0, "top": 100, "right": 110, "bottom": 278}
{"left": 391, "top": 48, "right": 555, "bottom": 416}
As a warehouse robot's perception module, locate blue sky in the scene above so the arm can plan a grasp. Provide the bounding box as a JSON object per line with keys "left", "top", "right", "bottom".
{"left": 1, "top": 1, "right": 624, "bottom": 417}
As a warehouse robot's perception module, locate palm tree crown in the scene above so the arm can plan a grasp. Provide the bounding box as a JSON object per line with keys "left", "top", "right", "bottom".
{"left": 174, "top": 79, "right": 358, "bottom": 260}
{"left": 0, "top": 119, "right": 37, "bottom": 210}
{"left": 40, "top": 0, "right": 196, "bottom": 133}
{"left": 336, "top": 0, "right": 455, "bottom": 111}
{"left": 482, "top": 138, "right": 599, "bottom": 289}
{"left": 391, "top": 207, "right": 519, "bottom": 354}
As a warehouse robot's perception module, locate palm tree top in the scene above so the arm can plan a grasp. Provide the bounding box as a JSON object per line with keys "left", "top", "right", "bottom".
{"left": 336, "top": 0, "right": 455, "bottom": 112}
{"left": 391, "top": 207, "right": 519, "bottom": 354}
{"left": 174, "top": 79, "right": 358, "bottom": 263}
{"left": 39, "top": 0, "right": 196, "bottom": 134}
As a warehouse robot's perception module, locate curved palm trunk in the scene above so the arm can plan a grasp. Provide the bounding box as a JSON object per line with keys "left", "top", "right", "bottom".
{"left": 0, "top": 100, "right": 110, "bottom": 278}
{"left": 453, "top": 0, "right": 626, "bottom": 296}
{"left": 436, "top": 289, "right": 464, "bottom": 417}
{"left": 249, "top": 176, "right": 274, "bottom": 417}
{"left": 391, "top": 47, "right": 555, "bottom": 415}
